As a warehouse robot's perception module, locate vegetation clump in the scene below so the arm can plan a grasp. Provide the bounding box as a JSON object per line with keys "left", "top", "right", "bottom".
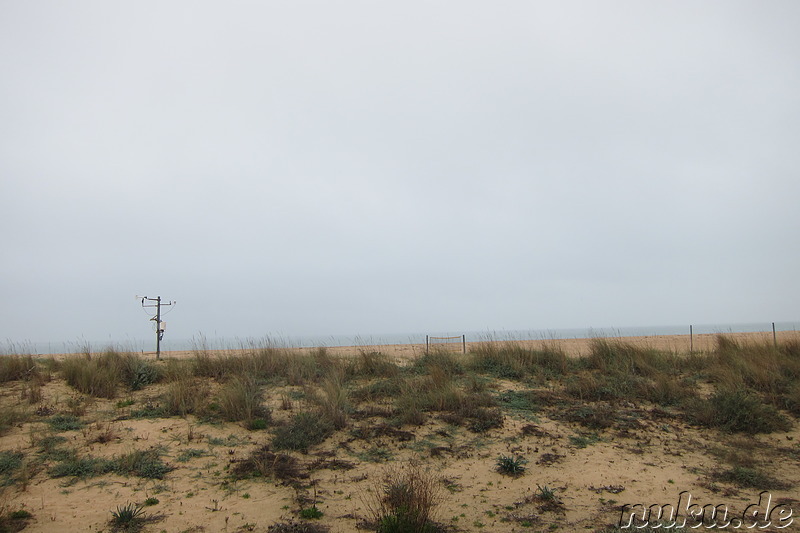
{"left": 109, "top": 502, "right": 147, "bottom": 531}
{"left": 691, "top": 388, "right": 792, "bottom": 434}
{"left": 272, "top": 412, "right": 334, "bottom": 453}
{"left": 48, "top": 414, "right": 84, "bottom": 431}
{"left": 230, "top": 446, "right": 307, "bottom": 483}
{"left": 366, "top": 463, "right": 443, "bottom": 533}
{"left": 496, "top": 455, "right": 527, "bottom": 476}
{"left": 59, "top": 351, "right": 161, "bottom": 399}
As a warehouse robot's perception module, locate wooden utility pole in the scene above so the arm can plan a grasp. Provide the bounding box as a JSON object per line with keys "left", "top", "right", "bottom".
{"left": 141, "top": 296, "right": 174, "bottom": 360}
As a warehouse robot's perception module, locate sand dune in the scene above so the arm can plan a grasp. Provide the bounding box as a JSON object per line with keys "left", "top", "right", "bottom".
{"left": 1, "top": 331, "right": 798, "bottom": 532}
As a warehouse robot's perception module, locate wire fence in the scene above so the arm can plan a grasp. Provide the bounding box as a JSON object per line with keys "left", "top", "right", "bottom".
{"left": 5, "top": 320, "right": 799, "bottom": 355}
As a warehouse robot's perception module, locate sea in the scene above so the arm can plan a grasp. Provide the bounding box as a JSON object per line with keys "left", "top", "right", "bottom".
{"left": 8, "top": 320, "right": 799, "bottom": 355}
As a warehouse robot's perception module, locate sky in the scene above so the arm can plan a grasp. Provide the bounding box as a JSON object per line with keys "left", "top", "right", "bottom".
{"left": 1, "top": 1, "right": 799, "bottom": 349}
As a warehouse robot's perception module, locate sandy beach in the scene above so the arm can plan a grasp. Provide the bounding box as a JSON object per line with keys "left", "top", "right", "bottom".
{"left": 2, "top": 330, "right": 799, "bottom": 532}
{"left": 150, "top": 329, "right": 800, "bottom": 362}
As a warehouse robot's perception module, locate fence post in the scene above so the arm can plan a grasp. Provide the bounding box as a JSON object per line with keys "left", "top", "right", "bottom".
{"left": 426, "top": 335, "right": 429, "bottom": 355}
{"left": 690, "top": 325, "right": 693, "bottom": 353}
{"left": 773, "top": 322, "right": 777, "bottom": 348}
{"left": 462, "top": 334, "right": 466, "bottom": 354}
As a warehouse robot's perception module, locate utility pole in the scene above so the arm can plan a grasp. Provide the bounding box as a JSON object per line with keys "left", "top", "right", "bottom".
{"left": 140, "top": 296, "right": 174, "bottom": 360}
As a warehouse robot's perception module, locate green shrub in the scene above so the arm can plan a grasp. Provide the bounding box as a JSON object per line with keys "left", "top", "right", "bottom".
{"left": 49, "top": 454, "right": 115, "bottom": 478}
{"left": 716, "top": 466, "right": 787, "bottom": 489}
{"left": 36, "top": 435, "right": 67, "bottom": 458}
{"left": 299, "top": 505, "right": 323, "bottom": 519}
{"left": 564, "top": 371, "right": 641, "bottom": 402}
{"left": 247, "top": 418, "right": 269, "bottom": 430}
{"left": 129, "top": 401, "right": 166, "bottom": 419}
{"left": 496, "top": 455, "right": 527, "bottom": 476}
{"left": 272, "top": 412, "right": 334, "bottom": 453}
{"left": 351, "top": 377, "right": 403, "bottom": 403}
{"left": 9, "top": 510, "right": 32, "bottom": 520}
{"left": 175, "top": 449, "right": 207, "bottom": 463}
{"left": 122, "top": 358, "right": 161, "bottom": 391}
{"left": 110, "top": 502, "right": 146, "bottom": 530}
{"left": 49, "top": 414, "right": 83, "bottom": 431}
{"left": 692, "top": 388, "right": 792, "bottom": 434}
{"left": 535, "top": 484, "right": 557, "bottom": 501}
{"left": 0, "top": 507, "right": 34, "bottom": 532}
{"left": 0, "top": 451, "right": 23, "bottom": 485}
{"left": 569, "top": 432, "right": 601, "bottom": 448}
{"left": 497, "top": 390, "right": 540, "bottom": 416}
{"left": 114, "top": 449, "right": 172, "bottom": 479}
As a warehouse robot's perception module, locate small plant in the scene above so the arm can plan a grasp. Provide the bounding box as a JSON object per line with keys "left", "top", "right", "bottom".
{"left": 49, "top": 454, "right": 115, "bottom": 479}
{"left": 0, "top": 405, "right": 27, "bottom": 436}
{"left": 48, "top": 414, "right": 83, "bottom": 431}
{"left": 143, "top": 497, "right": 159, "bottom": 506}
{"left": 359, "top": 446, "right": 394, "bottom": 463}
{"left": 496, "top": 455, "right": 527, "bottom": 476}
{"left": 229, "top": 447, "right": 306, "bottom": 482}
{"left": 114, "top": 449, "right": 172, "bottom": 479}
{"left": 9, "top": 509, "right": 33, "bottom": 519}
{"left": 299, "top": 505, "right": 323, "bottom": 519}
{"left": 0, "top": 450, "right": 23, "bottom": 484}
{"left": 569, "top": 432, "right": 601, "bottom": 448}
{"left": 272, "top": 412, "right": 334, "bottom": 453}
{"left": 497, "top": 390, "right": 540, "bottom": 417}
{"left": 716, "top": 466, "right": 787, "bottom": 489}
{"left": 536, "top": 484, "right": 557, "bottom": 501}
{"left": 365, "top": 462, "right": 442, "bottom": 533}
{"left": 110, "top": 502, "right": 146, "bottom": 530}
{"left": 176, "top": 449, "right": 207, "bottom": 463}
{"left": 247, "top": 418, "right": 269, "bottom": 430}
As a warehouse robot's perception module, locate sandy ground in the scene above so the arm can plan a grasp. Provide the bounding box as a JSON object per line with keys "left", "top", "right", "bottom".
{"left": 2, "top": 331, "right": 799, "bottom": 532}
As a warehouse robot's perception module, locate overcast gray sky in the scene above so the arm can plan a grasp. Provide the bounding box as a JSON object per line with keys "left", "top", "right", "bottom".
{"left": 2, "top": 1, "right": 798, "bottom": 348}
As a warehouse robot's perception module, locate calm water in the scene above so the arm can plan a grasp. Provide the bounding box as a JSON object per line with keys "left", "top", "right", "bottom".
{"left": 9, "top": 321, "right": 799, "bottom": 355}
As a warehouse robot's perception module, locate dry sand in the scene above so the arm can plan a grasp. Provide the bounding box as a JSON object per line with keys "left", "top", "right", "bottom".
{"left": 2, "top": 331, "right": 799, "bottom": 532}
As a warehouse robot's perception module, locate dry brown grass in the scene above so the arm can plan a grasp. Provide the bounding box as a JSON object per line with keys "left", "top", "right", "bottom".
{"left": 364, "top": 461, "right": 443, "bottom": 533}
